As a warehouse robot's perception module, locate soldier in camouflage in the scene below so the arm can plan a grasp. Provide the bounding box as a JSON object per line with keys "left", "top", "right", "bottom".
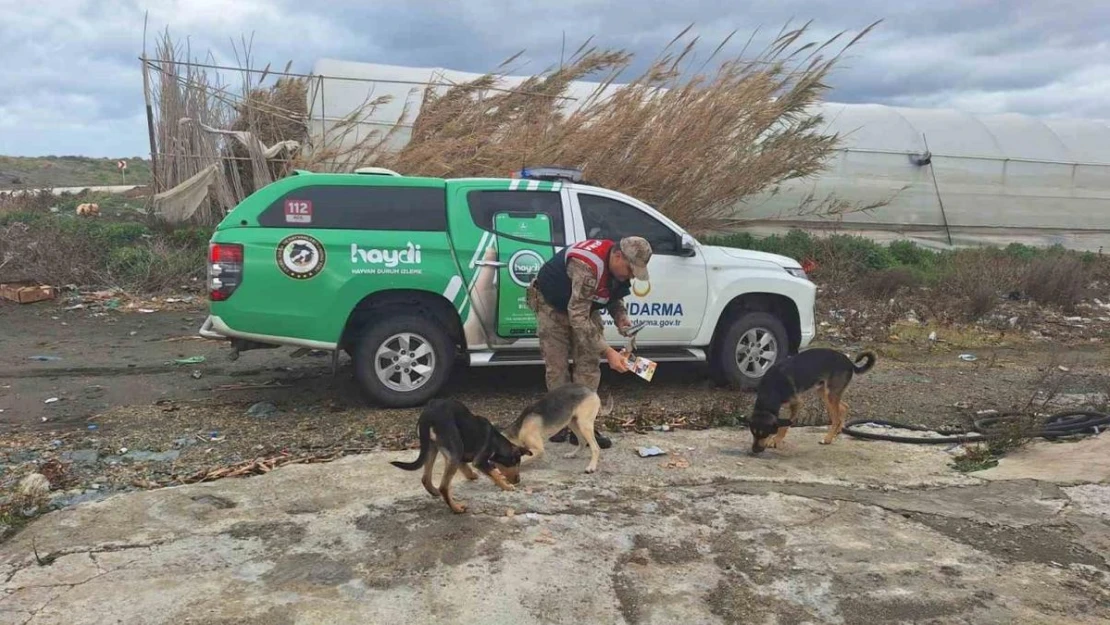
{"left": 526, "top": 236, "right": 653, "bottom": 447}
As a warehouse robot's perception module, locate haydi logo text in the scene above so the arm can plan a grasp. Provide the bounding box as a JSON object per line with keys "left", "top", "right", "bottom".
{"left": 350, "top": 242, "right": 422, "bottom": 267}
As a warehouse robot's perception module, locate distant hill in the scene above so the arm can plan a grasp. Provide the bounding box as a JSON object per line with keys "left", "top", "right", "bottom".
{"left": 0, "top": 155, "right": 153, "bottom": 189}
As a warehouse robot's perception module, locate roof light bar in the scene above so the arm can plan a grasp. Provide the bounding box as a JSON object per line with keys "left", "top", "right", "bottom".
{"left": 514, "top": 166, "right": 584, "bottom": 183}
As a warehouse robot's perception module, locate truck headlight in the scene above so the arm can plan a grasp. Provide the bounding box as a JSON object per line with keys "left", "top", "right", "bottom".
{"left": 784, "top": 267, "right": 808, "bottom": 280}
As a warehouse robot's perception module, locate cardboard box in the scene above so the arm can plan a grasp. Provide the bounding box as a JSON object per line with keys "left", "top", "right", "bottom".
{"left": 0, "top": 283, "right": 58, "bottom": 304}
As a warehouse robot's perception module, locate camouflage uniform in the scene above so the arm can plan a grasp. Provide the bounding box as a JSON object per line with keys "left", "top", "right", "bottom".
{"left": 527, "top": 259, "right": 630, "bottom": 392}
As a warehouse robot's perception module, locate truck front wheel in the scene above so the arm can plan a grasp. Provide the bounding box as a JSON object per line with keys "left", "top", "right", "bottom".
{"left": 713, "top": 311, "right": 789, "bottom": 390}
{"left": 353, "top": 314, "right": 455, "bottom": 408}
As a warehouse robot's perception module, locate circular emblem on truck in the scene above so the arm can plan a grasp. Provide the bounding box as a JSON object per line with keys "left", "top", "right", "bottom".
{"left": 508, "top": 250, "right": 544, "bottom": 287}
{"left": 632, "top": 279, "right": 652, "bottom": 297}
{"left": 276, "top": 234, "right": 326, "bottom": 280}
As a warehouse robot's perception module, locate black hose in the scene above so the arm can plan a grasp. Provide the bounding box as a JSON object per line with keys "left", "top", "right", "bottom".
{"left": 843, "top": 410, "right": 1110, "bottom": 445}
{"left": 973, "top": 410, "right": 1110, "bottom": 440}
{"left": 841, "top": 419, "right": 985, "bottom": 445}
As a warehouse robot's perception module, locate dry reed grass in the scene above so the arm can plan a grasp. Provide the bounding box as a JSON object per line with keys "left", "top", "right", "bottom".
{"left": 145, "top": 21, "right": 879, "bottom": 232}
{"left": 147, "top": 30, "right": 323, "bottom": 221}
{"left": 367, "top": 21, "right": 881, "bottom": 233}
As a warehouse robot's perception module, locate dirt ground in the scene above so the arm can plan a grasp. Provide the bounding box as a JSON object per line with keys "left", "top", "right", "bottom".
{"left": 2, "top": 296, "right": 1110, "bottom": 508}
{"left": 3, "top": 297, "right": 1110, "bottom": 623}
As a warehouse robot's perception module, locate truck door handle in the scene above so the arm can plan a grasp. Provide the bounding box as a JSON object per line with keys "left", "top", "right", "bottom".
{"left": 475, "top": 260, "right": 508, "bottom": 267}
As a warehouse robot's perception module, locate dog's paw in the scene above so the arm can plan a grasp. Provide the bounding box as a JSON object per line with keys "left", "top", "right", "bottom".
{"left": 819, "top": 438, "right": 832, "bottom": 445}
{"left": 584, "top": 466, "right": 597, "bottom": 474}
{"left": 450, "top": 503, "right": 468, "bottom": 514}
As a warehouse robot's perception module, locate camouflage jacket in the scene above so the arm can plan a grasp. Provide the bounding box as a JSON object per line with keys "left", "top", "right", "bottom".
{"left": 566, "top": 257, "right": 629, "bottom": 356}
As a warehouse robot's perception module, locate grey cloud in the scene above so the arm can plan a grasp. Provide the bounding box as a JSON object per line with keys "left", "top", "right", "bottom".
{"left": 1, "top": 0, "right": 1108, "bottom": 156}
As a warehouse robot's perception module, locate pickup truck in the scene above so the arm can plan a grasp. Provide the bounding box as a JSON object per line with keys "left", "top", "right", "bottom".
{"left": 199, "top": 166, "right": 817, "bottom": 407}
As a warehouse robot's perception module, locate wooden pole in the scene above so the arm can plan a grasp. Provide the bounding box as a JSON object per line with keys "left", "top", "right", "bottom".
{"left": 142, "top": 54, "right": 160, "bottom": 194}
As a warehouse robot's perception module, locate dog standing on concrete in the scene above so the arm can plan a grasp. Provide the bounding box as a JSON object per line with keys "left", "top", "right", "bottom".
{"left": 505, "top": 383, "right": 613, "bottom": 474}
{"left": 391, "top": 398, "right": 532, "bottom": 513}
{"left": 749, "top": 347, "right": 876, "bottom": 454}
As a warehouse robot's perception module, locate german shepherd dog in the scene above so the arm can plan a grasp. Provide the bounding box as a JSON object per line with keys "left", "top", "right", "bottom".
{"left": 505, "top": 383, "right": 614, "bottom": 474}
{"left": 391, "top": 398, "right": 532, "bottom": 513}
{"left": 749, "top": 348, "right": 876, "bottom": 454}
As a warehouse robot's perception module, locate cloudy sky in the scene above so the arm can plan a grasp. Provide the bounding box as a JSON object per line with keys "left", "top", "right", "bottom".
{"left": 1, "top": 0, "right": 1107, "bottom": 157}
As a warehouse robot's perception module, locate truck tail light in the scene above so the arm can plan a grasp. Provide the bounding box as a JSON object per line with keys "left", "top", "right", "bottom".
{"left": 208, "top": 243, "right": 244, "bottom": 301}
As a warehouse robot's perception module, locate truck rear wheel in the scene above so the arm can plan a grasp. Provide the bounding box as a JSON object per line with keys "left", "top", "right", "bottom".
{"left": 713, "top": 311, "right": 789, "bottom": 390}
{"left": 353, "top": 314, "right": 454, "bottom": 408}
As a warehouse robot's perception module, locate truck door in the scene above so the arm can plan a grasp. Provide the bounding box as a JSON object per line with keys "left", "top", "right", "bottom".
{"left": 569, "top": 189, "right": 709, "bottom": 344}
{"left": 446, "top": 182, "right": 572, "bottom": 348}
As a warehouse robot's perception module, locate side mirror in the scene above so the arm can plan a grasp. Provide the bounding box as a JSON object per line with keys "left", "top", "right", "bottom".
{"left": 679, "top": 233, "right": 697, "bottom": 257}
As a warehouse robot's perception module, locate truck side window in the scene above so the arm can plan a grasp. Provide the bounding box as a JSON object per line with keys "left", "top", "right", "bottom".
{"left": 466, "top": 190, "right": 566, "bottom": 246}
{"left": 258, "top": 185, "right": 447, "bottom": 231}
{"left": 577, "top": 194, "right": 680, "bottom": 255}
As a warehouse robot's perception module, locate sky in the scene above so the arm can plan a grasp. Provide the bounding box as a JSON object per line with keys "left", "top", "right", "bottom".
{"left": 0, "top": 0, "right": 1108, "bottom": 158}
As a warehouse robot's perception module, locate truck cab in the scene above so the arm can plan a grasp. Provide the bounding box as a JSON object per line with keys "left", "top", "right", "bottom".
{"left": 200, "top": 167, "right": 816, "bottom": 407}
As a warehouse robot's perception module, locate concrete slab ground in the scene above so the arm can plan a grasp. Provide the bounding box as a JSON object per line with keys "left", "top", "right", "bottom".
{"left": 974, "top": 434, "right": 1110, "bottom": 485}
{"left": 2, "top": 428, "right": 1109, "bottom": 624}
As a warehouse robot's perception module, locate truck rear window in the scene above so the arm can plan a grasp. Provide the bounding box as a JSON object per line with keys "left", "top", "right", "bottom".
{"left": 258, "top": 185, "right": 447, "bottom": 231}
{"left": 466, "top": 190, "right": 566, "bottom": 245}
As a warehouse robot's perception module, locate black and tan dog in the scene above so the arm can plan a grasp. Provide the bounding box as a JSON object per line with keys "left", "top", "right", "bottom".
{"left": 749, "top": 347, "right": 876, "bottom": 454}
{"left": 505, "top": 383, "right": 613, "bottom": 474}
{"left": 391, "top": 398, "right": 532, "bottom": 513}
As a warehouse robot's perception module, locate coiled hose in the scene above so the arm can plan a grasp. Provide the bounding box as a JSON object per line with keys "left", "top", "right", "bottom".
{"left": 842, "top": 410, "right": 1110, "bottom": 445}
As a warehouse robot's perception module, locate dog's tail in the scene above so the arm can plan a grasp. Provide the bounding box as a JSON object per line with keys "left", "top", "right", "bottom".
{"left": 853, "top": 351, "right": 877, "bottom": 374}
{"left": 390, "top": 419, "right": 432, "bottom": 471}
{"left": 598, "top": 393, "right": 614, "bottom": 417}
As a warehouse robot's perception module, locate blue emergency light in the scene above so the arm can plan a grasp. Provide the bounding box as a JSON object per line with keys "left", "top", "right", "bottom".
{"left": 514, "top": 166, "right": 584, "bottom": 183}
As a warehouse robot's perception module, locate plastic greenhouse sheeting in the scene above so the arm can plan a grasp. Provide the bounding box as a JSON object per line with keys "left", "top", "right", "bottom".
{"left": 306, "top": 59, "right": 1110, "bottom": 252}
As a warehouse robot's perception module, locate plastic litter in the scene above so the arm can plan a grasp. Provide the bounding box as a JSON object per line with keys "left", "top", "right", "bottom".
{"left": 636, "top": 446, "right": 667, "bottom": 458}
{"left": 246, "top": 402, "right": 279, "bottom": 419}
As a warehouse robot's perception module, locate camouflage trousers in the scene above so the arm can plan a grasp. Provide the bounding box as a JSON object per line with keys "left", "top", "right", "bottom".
{"left": 526, "top": 282, "right": 603, "bottom": 392}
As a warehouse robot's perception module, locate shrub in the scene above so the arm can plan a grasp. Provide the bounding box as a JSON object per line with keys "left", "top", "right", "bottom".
{"left": 0, "top": 214, "right": 209, "bottom": 293}
{"left": 855, "top": 267, "right": 921, "bottom": 299}
{"left": 1022, "top": 255, "right": 1090, "bottom": 312}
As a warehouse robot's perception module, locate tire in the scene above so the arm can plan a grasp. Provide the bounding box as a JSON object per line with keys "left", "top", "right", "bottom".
{"left": 353, "top": 314, "right": 455, "bottom": 408}
{"left": 712, "top": 311, "right": 790, "bottom": 390}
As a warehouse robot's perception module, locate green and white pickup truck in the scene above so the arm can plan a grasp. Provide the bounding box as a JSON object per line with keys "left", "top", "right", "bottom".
{"left": 200, "top": 166, "right": 817, "bottom": 407}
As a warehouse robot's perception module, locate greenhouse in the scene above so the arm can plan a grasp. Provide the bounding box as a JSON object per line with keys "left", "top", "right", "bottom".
{"left": 307, "top": 59, "right": 1110, "bottom": 251}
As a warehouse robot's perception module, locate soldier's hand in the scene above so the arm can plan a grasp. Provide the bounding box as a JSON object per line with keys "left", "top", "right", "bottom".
{"left": 605, "top": 347, "right": 630, "bottom": 373}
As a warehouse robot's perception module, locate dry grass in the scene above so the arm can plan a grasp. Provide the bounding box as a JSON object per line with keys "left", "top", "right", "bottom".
{"left": 147, "top": 30, "right": 321, "bottom": 220}
{"left": 143, "top": 21, "right": 881, "bottom": 233}
{"left": 360, "top": 21, "right": 881, "bottom": 234}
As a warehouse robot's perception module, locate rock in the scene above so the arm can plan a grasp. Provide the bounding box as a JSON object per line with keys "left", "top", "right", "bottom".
{"left": 6, "top": 450, "right": 40, "bottom": 464}
{"left": 50, "top": 489, "right": 110, "bottom": 509}
{"left": 247, "top": 402, "right": 279, "bottom": 419}
{"left": 18, "top": 473, "right": 51, "bottom": 503}
{"left": 124, "top": 450, "right": 181, "bottom": 463}
{"left": 62, "top": 449, "right": 100, "bottom": 466}
{"left": 172, "top": 437, "right": 198, "bottom": 449}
